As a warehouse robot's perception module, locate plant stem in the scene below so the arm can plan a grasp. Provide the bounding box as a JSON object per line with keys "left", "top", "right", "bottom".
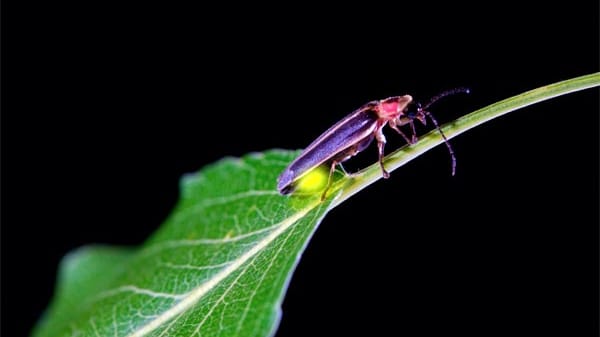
{"left": 332, "top": 72, "right": 600, "bottom": 208}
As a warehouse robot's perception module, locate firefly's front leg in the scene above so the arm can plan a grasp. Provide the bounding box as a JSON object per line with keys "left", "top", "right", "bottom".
{"left": 409, "top": 120, "right": 418, "bottom": 144}
{"left": 375, "top": 128, "right": 390, "bottom": 179}
{"left": 389, "top": 119, "right": 416, "bottom": 145}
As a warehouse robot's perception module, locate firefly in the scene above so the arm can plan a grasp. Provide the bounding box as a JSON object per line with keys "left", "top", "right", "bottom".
{"left": 277, "top": 88, "right": 469, "bottom": 200}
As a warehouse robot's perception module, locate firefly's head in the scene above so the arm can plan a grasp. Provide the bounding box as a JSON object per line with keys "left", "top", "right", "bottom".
{"left": 402, "top": 102, "right": 427, "bottom": 125}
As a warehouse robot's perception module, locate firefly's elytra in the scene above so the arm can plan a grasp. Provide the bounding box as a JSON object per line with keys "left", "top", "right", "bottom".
{"left": 277, "top": 88, "right": 469, "bottom": 199}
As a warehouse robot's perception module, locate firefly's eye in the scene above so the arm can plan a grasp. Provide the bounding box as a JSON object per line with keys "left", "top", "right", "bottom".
{"left": 405, "top": 102, "right": 423, "bottom": 119}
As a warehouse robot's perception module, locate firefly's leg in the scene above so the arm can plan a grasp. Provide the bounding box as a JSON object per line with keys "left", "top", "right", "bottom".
{"left": 337, "top": 162, "right": 349, "bottom": 175}
{"left": 389, "top": 120, "right": 414, "bottom": 145}
{"left": 409, "top": 121, "right": 418, "bottom": 144}
{"left": 375, "top": 129, "right": 390, "bottom": 179}
{"left": 321, "top": 160, "right": 339, "bottom": 201}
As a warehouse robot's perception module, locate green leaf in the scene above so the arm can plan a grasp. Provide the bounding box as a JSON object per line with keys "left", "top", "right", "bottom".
{"left": 33, "top": 150, "right": 337, "bottom": 337}
{"left": 33, "top": 73, "right": 599, "bottom": 337}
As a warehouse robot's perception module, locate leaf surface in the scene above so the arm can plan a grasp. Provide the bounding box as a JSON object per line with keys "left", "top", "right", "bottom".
{"left": 33, "top": 150, "right": 336, "bottom": 337}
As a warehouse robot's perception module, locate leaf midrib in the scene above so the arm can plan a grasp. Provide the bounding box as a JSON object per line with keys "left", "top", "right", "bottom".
{"left": 126, "top": 204, "right": 316, "bottom": 337}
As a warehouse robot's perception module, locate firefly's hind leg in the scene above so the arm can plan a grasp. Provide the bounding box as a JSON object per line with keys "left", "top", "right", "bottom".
{"left": 321, "top": 160, "right": 339, "bottom": 201}
{"left": 337, "top": 162, "right": 349, "bottom": 175}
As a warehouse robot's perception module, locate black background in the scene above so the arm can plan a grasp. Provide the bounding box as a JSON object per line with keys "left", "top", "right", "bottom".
{"left": 3, "top": 2, "right": 598, "bottom": 336}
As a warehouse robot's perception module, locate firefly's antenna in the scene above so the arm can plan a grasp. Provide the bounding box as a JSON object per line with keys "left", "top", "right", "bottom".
{"left": 422, "top": 87, "right": 470, "bottom": 111}
{"left": 419, "top": 87, "right": 470, "bottom": 176}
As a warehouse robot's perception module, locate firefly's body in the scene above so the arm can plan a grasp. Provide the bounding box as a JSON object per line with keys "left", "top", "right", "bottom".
{"left": 277, "top": 89, "right": 468, "bottom": 199}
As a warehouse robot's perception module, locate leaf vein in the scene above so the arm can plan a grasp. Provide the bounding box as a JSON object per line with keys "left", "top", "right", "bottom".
{"left": 125, "top": 205, "right": 316, "bottom": 337}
